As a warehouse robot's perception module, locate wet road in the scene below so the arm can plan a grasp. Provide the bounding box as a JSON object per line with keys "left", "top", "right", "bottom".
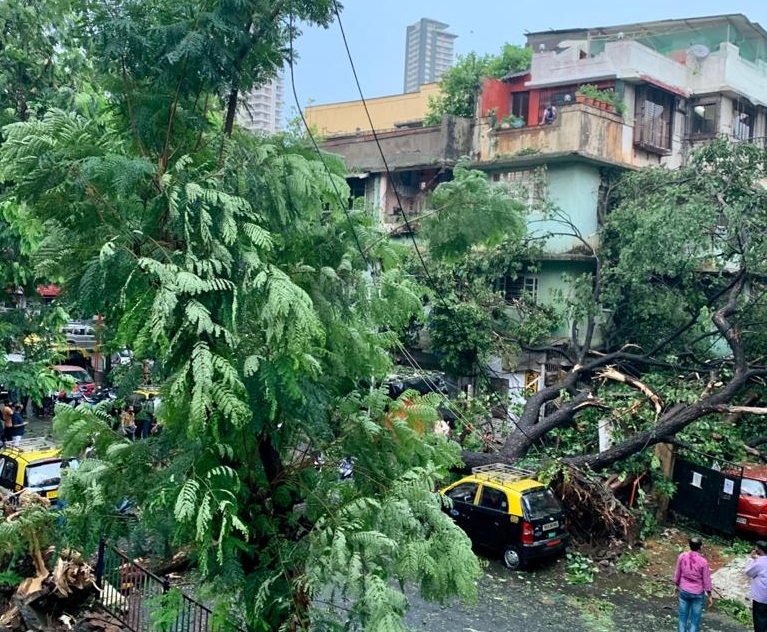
{"left": 405, "top": 557, "right": 748, "bottom": 632}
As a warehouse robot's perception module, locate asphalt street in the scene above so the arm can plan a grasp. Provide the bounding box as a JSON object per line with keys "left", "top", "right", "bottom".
{"left": 405, "top": 557, "right": 748, "bottom": 632}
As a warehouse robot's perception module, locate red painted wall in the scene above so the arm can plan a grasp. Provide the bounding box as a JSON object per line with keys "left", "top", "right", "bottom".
{"left": 480, "top": 74, "right": 544, "bottom": 125}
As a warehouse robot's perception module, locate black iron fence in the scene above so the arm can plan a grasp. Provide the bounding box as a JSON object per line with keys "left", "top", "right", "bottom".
{"left": 95, "top": 539, "right": 229, "bottom": 632}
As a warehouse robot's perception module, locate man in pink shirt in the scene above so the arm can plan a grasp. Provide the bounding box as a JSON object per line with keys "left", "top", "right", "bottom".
{"left": 674, "top": 536, "right": 713, "bottom": 632}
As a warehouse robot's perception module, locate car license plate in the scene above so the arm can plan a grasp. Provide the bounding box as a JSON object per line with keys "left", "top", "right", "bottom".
{"left": 736, "top": 517, "right": 747, "bottom": 524}
{"left": 542, "top": 521, "right": 558, "bottom": 530}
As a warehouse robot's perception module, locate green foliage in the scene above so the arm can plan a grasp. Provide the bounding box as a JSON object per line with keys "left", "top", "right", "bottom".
{"left": 716, "top": 598, "right": 751, "bottom": 626}
{"left": 424, "top": 162, "right": 527, "bottom": 262}
{"left": 603, "top": 138, "right": 767, "bottom": 355}
{"left": 565, "top": 551, "right": 598, "bottom": 584}
{"left": 0, "top": 570, "right": 23, "bottom": 587}
{"left": 723, "top": 538, "right": 754, "bottom": 556}
{"left": 615, "top": 549, "right": 649, "bottom": 573}
{"left": 148, "top": 588, "right": 183, "bottom": 632}
{"left": 0, "top": 2, "right": 483, "bottom": 629}
{"left": 425, "top": 44, "right": 531, "bottom": 124}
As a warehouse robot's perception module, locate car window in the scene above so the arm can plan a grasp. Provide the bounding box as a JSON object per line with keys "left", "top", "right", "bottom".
{"left": 0, "top": 456, "right": 18, "bottom": 489}
{"left": 58, "top": 369, "right": 93, "bottom": 383}
{"left": 25, "top": 461, "right": 63, "bottom": 489}
{"left": 522, "top": 488, "right": 562, "bottom": 520}
{"left": 446, "top": 482, "right": 478, "bottom": 504}
{"left": 479, "top": 486, "right": 508, "bottom": 511}
{"left": 741, "top": 478, "right": 767, "bottom": 499}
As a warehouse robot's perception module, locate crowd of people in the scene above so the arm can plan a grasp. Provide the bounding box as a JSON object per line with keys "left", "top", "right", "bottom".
{"left": 119, "top": 394, "right": 161, "bottom": 440}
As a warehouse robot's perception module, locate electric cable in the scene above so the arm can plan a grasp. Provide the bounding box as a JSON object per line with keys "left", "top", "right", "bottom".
{"left": 329, "top": 0, "right": 446, "bottom": 303}
{"left": 286, "top": 4, "right": 371, "bottom": 269}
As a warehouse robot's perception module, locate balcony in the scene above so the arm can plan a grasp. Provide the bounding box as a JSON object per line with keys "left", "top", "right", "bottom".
{"left": 690, "top": 42, "right": 767, "bottom": 107}
{"left": 482, "top": 103, "right": 631, "bottom": 167}
{"left": 528, "top": 40, "right": 689, "bottom": 96}
{"left": 321, "top": 115, "right": 473, "bottom": 173}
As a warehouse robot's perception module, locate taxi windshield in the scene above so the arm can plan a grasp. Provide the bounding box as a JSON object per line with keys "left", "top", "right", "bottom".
{"left": 522, "top": 488, "right": 562, "bottom": 521}
{"left": 26, "top": 460, "right": 66, "bottom": 489}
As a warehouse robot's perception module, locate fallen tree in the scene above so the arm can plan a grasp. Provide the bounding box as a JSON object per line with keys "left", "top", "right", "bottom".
{"left": 433, "top": 140, "right": 767, "bottom": 475}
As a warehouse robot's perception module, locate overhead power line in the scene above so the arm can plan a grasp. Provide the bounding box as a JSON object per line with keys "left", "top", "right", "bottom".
{"left": 329, "top": 0, "right": 445, "bottom": 302}
{"left": 286, "top": 3, "right": 370, "bottom": 269}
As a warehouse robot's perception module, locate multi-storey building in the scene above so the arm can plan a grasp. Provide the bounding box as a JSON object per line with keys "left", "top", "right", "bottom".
{"left": 313, "top": 13, "right": 767, "bottom": 396}
{"left": 237, "top": 74, "right": 285, "bottom": 134}
{"left": 404, "top": 18, "right": 457, "bottom": 94}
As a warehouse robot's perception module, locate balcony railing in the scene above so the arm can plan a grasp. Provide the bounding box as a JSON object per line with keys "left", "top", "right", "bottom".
{"left": 485, "top": 103, "right": 630, "bottom": 166}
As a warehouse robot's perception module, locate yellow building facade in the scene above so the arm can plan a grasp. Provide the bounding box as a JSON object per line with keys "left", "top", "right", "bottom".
{"left": 305, "top": 83, "right": 440, "bottom": 138}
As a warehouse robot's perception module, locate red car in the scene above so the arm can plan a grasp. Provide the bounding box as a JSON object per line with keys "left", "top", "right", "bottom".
{"left": 52, "top": 364, "right": 96, "bottom": 400}
{"left": 735, "top": 465, "right": 767, "bottom": 537}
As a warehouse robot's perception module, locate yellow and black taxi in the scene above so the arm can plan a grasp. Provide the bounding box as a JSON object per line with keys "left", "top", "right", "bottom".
{"left": 439, "top": 463, "right": 569, "bottom": 570}
{"left": 0, "top": 437, "right": 75, "bottom": 505}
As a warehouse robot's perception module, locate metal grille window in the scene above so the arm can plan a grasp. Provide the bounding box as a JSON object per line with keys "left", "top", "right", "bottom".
{"left": 733, "top": 101, "right": 755, "bottom": 141}
{"left": 634, "top": 85, "right": 674, "bottom": 154}
{"left": 491, "top": 169, "right": 544, "bottom": 207}
{"left": 502, "top": 274, "right": 538, "bottom": 303}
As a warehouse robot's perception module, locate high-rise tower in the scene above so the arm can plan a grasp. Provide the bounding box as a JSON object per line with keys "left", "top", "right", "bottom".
{"left": 403, "top": 18, "right": 456, "bottom": 94}
{"left": 238, "top": 74, "right": 285, "bottom": 134}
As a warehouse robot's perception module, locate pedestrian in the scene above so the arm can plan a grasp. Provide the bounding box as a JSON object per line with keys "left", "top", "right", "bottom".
{"left": 121, "top": 405, "right": 136, "bottom": 441}
{"left": 10, "top": 403, "right": 25, "bottom": 447}
{"left": 745, "top": 540, "right": 767, "bottom": 632}
{"left": 2, "top": 400, "right": 13, "bottom": 447}
{"left": 674, "top": 536, "right": 713, "bottom": 632}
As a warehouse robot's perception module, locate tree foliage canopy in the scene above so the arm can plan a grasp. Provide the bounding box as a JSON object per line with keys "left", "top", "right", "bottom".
{"left": 425, "top": 44, "right": 531, "bottom": 123}
{"left": 0, "top": 0, "right": 482, "bottom": 628}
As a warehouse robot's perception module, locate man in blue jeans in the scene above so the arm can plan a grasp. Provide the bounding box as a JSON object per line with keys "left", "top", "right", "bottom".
{"left": 674, "top": 536, "right": 713, "bottom": 632}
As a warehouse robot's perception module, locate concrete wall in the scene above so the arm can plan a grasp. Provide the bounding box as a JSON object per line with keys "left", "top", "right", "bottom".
{"left": 537, "top": 163, "right": 601, "bottom": 254}
{"left": 305, "top": 83, "right": 441, "bottom": 137}
{"left": 483, "top": 103, "right": 631, "bottom": 166}
{"left": 529, "top": 40, "right": 690, "bottom": 96}
{"left": 691, "top": 42, "right": 767, "bottom": 108}
{"left": 322, "top": 115, "right": 473, "bottom": 173}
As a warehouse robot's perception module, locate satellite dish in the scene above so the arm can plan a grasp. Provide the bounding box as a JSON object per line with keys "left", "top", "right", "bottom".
{"left": 688, "top": 44, "right": 710, "bottom": 60}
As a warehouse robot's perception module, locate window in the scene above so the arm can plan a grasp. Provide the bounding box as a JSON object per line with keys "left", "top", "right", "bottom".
{"left": 690, "top": 100, "right": 718, "bottom": 138}
{"left": 522, "top": 489, "right": 562, "bottom": 521}
{"left": 0, "top": 456, "right": 18, "bottom": 490}
{"left": 446, "top": 482, "right": 478, "bottom": 504}
{"left": 741, "top": 478, "right": 766, "bottom": 499}
{"left": 491, "top": 168, "right": 545, "bottom": 207}
{"left": 733, "top": 101, "right": 755, "bottom": 141}
{"left": 479, "top": 486, "right": 508, "bottom": 511}
{"left": 510, "top": 92, "right": 530, "bottom": 125}
{"left": 634, "top": 85, "right": 674, "bottom": 153}
{"left": 500, "top": 274, "right": 538, "bottom": 303}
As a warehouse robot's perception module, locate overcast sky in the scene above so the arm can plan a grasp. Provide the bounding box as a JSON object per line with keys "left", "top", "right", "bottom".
{"left": 289, "top": 0, "right": 767, "bottom": 111}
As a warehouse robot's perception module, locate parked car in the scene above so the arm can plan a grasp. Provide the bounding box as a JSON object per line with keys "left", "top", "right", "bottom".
{"left": 0, "top": 437, "right": 77, "bottom": 504}
{"left": 439, "top": 463, "right": 569, "bottom": 570}
{"left": 734, "top": 465, "right": 767, "bottom": 537}
{"left": 52, "top": 364, "right": 96, "bottom": 402}
{"left": 60, "top": 322, "right": 97, "bottom": 350}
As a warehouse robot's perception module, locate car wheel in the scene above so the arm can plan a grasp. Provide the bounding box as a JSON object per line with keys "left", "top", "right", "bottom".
{"left": 502, "top": 546, "right": 523, "bottom": 571}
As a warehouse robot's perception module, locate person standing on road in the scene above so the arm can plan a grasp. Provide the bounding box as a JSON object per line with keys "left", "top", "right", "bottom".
{"left": 745, "top": 540, "right": 767, "bottom": 632}
{"left": 674, "top": 536, "right": 713, "bottom": 632}
{"left": 10, "top": 403, "right": 25, "bottom": 447}
{"left": 121, "top": 405, "right": 136, "bottom": 441}
{"left": 2, "top": 400, "right": 13, "bottom": 447}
